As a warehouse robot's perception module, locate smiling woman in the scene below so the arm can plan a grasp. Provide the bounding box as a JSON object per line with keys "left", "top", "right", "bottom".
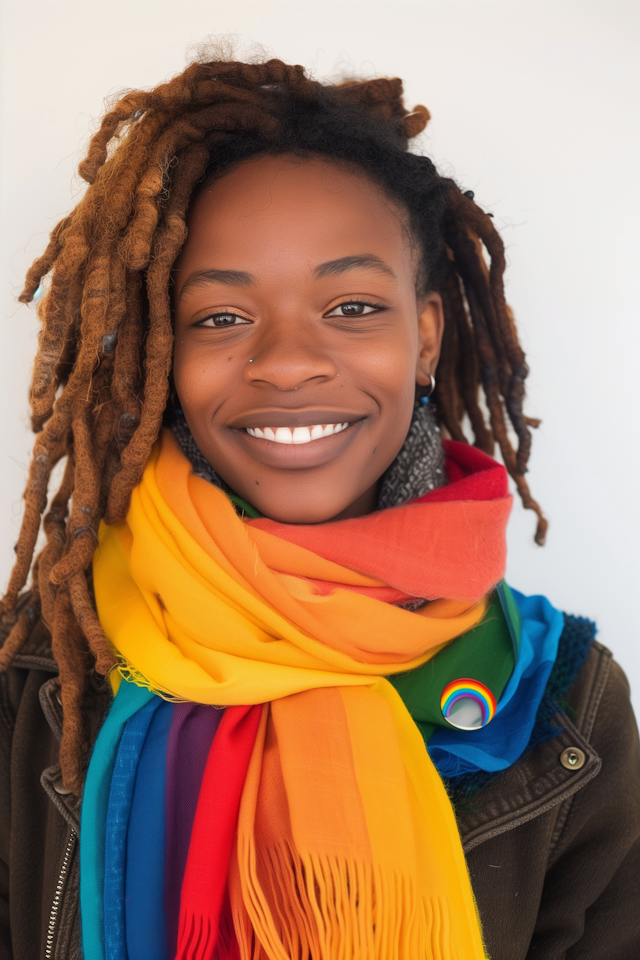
{"left": 172, "top": 155, "right": 443, "bottom": 522}
{"left": 1, "top": 52, "right": 639, "bottom": 960}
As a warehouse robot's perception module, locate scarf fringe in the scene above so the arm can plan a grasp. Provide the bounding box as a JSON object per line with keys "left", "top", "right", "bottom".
{"left": 176, "top": 908, "right": 241, "bottom": 960}
{"left": 176, "top": 911, "right": 212, "bottom": 960}
{"left": 234, "top": 838, "right": 457, "bottom": 960}
{"left": 114, "top": 659, "right": 188, "bottom": 702}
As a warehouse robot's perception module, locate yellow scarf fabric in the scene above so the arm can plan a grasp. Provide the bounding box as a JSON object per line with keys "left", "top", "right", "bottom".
{"left": 94, "top": 431, "right": 489, "bottom": 958}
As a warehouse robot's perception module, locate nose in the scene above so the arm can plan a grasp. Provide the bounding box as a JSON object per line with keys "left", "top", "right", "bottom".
{"left": 243, "top": 326, "right": 337, "bottom": 392}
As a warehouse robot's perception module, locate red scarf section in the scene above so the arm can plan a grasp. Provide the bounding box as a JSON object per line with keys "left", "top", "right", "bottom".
{"left": 177, "top": 705, "right": 261, "bottom": 960}
{"left": 249, "top": 441, "right": 511, "bottom": 601}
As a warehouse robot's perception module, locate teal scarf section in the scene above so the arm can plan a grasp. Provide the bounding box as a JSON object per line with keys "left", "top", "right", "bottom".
{"left": 80, "top": 682, "right": 154, "bottom": 960}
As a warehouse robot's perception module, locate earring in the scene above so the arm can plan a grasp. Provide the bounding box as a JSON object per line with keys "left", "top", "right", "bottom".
{"left": 419, "top": 374, "right": 436, "bottom": 406}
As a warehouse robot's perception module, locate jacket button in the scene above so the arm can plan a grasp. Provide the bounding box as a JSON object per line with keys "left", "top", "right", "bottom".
{"left": 560, "top": 746, "right": 586, "bottom": 770}
{"left": 54, "top": 781, "right": 73, "bottom": 795}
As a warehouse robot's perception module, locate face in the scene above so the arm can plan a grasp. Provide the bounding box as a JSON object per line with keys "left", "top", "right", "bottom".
{"left": 172, "top": 155, "right": 443, "bottom": 524}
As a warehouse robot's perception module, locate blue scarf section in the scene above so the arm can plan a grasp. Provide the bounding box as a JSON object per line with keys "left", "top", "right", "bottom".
{"left": 428, "top": 589, "right": 564, "bottom": 777}
{"left": 104, "top": 698, "right": 161, "bottom": 960}
{"left": 125, "top": 700, "right": 173, "bottom": 960}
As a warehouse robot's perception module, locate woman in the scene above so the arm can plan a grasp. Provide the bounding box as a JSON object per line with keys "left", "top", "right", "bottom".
{"left": 1, "top": 55, "right": 638, "bottom": 960}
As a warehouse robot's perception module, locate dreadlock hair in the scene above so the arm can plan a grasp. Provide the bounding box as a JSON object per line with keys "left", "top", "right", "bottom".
{"left": 0, "top": 53, "right": 546, "bottom": 790}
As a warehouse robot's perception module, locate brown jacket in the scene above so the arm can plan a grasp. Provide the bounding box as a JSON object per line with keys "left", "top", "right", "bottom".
{"left": 1, "top": 610, "right": 639, "bottom": 960}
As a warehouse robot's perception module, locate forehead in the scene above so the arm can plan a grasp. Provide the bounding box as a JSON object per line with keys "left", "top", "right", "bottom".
{"left": 177, "top": 155, "right": 414, "bottom": 280}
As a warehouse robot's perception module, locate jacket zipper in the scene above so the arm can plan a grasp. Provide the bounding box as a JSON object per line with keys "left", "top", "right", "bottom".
{"left": 45, "top": 829, "right": 76, "bottom": 960}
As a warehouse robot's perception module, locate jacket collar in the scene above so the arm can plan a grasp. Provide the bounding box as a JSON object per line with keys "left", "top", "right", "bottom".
{"left": 37, "top": 671, "right": 111, "bottom": 834}
{"left": 457, "top": 709, "right": 600, "bottom": 852}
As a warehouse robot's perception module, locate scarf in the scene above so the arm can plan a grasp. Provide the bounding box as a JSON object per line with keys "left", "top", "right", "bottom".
{"left": 89, "top": 429, "right": 514, "bottom": 959}
{"left": 85, "top": 580, "right": 564, "bottom": 960}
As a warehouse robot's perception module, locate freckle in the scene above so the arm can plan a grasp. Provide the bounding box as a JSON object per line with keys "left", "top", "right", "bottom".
{"left": 255, "top": 480, "right": 260, "bottom": 485}
{"left": 228, "top": 356, "right": 233, "bottom": 361}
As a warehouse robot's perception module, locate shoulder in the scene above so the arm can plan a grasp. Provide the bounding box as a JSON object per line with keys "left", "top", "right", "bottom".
{"left": 463, "top": 637, "right": 640, "bottom": 959}
{"left": 0, "top": 593, "right": 57, "bottom": 744}
{"left": 559, "top": 638, "right": 640, "bottom": 846}
{"left": 561, "top": 625, "right": 638, "bottom": 786}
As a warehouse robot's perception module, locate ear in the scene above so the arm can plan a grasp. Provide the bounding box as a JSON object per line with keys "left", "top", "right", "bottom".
{"left": 415, "top": 292, "right": 444, "bottom": 386}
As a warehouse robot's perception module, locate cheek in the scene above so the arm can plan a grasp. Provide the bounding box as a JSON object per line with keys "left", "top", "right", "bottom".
{"left": 172, "top": 341, "right": 228, "bottom": 413}
{"left": 356, "top": 325, "right": 418, "bottom": 407}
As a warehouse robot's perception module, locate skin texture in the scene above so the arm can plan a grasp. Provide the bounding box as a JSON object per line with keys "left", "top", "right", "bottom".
{"left": 172, "top": 155, "right": 444, "bottom": 524}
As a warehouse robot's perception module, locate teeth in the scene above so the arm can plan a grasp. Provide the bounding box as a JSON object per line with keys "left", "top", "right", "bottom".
{"left": 275, "top": 427, "right": 293, "bottom": 444}
{"left": 245, "top": 423, "right": 350, "bottom": 444}
{"left": 292, "top": 427, "right": 311, "bottom": 444}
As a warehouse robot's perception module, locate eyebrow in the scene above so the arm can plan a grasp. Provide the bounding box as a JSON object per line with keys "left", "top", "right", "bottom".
{"left": 178, "top": 268, "right": 256, "bottom": 302}
{"left": 178, "top": 254, "right": 396, "bottom": 303}
{"left": 314, "top": 254, "right": 396, "bottom": 280}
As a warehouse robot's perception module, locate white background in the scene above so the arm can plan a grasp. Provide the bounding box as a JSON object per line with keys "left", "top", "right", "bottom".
{"left": 1, "top": 0, "right": 638, "bottom": 700}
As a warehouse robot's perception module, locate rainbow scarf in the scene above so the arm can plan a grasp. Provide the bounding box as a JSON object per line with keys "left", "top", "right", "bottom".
{"left": 83, "top": 430, "right": 537, "bottom": 959}
{"left": 82, "top": 591, "right": 562, "bottom": 959}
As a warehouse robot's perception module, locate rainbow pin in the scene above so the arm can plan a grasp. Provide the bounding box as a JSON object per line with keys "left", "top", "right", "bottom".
{"left": 440, "top": 678, "right": 497, "bottom": 731}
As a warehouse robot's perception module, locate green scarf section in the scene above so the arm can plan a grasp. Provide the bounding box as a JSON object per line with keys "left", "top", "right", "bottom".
{"left": 390, "top": 582, "right": 521, "bottom": 746}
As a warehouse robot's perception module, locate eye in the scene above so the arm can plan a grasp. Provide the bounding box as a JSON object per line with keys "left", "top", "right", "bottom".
{"left": 325, "top": 301, "right": 382, "bottom": 318}
{"left": 196, "top": 312, "right": 252, "bottom": 328}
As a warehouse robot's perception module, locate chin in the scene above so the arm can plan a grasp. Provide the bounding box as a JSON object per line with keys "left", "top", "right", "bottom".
{"left": 251, "top": 495, "right": 353, "bottom": 526}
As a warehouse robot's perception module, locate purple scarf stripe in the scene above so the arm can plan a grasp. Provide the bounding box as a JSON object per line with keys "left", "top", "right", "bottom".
{"left": 164, "top": 703, "right": 225, "bottom": 954}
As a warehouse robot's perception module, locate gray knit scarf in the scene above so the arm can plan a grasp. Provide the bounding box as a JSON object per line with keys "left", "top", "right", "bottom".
{"left": 171, "top": 400, "right": 446, "bottom": 511}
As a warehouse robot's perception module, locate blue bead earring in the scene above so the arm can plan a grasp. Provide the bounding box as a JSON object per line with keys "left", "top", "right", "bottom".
{"left": 419, "top": 374, "right": 436, "bottom": 406}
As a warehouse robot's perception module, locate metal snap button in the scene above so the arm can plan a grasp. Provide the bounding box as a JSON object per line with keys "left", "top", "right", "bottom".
{"left": 560, "top": 746, "right": 586, "bottom": 771}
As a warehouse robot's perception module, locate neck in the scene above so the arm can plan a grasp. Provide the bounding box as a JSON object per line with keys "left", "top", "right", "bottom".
{"left": 325, "top": 481, "right": 380, "bottom": 523}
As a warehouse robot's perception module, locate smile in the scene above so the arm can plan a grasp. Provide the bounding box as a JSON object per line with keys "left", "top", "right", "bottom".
{"left": 245, "top": 423, "right": 350, "bottom": 444}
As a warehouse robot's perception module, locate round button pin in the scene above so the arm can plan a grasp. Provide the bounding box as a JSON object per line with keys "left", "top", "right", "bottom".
{"left": 441, "top": 678, "right": 497, "bottom": 731}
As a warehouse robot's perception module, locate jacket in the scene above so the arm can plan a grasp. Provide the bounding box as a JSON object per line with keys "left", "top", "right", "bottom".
{"left": 1, "top": 605, "right": 639, "bottom": 960}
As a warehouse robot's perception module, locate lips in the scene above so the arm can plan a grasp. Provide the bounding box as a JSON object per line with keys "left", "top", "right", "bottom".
{"left": 230, "top": 408, "right": 362, "bottom": 427}
{"left": 229, "top": 412, "right": 366, "bottom": 470}
{"left": 245, "top": 423, "right": 349, "bottom": 444}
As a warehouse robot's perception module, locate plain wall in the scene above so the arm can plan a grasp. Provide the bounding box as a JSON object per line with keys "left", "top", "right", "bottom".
{"left": 1, "top": 0, "right": 638, "bottom": 699}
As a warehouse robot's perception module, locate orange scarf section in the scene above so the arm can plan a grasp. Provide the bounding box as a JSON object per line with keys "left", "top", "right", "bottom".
{"left": 228, "top": 685, "right": 488, "bottom": 960}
